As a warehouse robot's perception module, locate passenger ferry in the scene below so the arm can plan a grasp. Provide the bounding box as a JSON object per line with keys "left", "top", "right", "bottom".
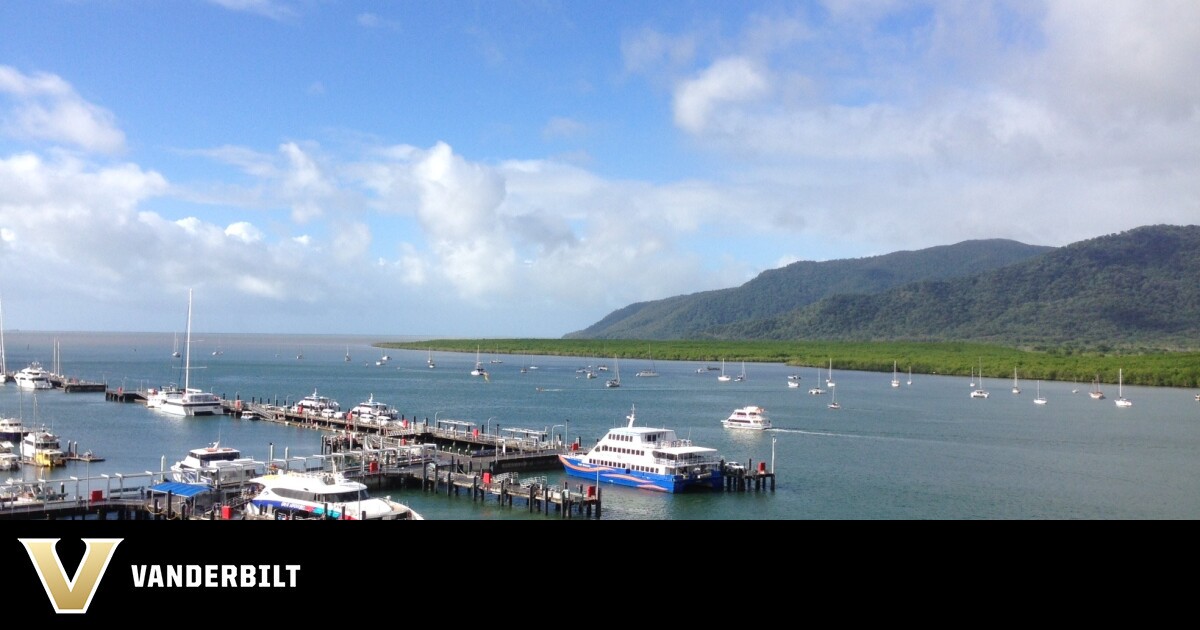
{"left": 171, "top": 442, "right": 265, "bottom": 487}
{"left": 722, "top": 405, "right": 771, "bottom": 430}
{"left": 346, "top": 394, "right": 399, "bottom": 425}
{"left": 558, "top": 404, "right": 724, "bottom": 493}
{"left": 293, "top": 389, "right": 341, "bottom": 417}
{"left": 242, "top": 470, "right": 423, "bottom": 520}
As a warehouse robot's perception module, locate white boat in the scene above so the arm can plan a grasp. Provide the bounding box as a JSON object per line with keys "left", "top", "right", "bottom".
{"left": 243, "top": 470, "right": 423, "bottom": 520}
{"left": 809, "top": 365, "right": 826, "bottom": 395}
{"left": 1115, "top": 368, "right": 1133, "bottom": 407}
{"left": 891, "top": 360, "right": 900, "bottom": 388}
{"left": 635, "top": 345, "right": 659, "bottom": 377}
{"left": 427, "top": 350, "right": 435, "bottom": 369}
{"left": 826, "top": 358, "right": 836, "bottom": 387}
{"left": 605, "top": 358, "right": 621, "bottom": 388}
{"left": 14, "top": 362, "right": 53, "bottom": 390}
{"left": 907, "top": 366, "right": 912, "bottom": 386}
{"left": 787, "top": 380, "right": 800, "bottom": 388}
{"left": 171, "top": 442, "right": 265, "bottom": 487}
{"left": 145, "top": 384, "right": 182, "bottom": 409}
{"left": 722, "top": 405, "right": 771, "bottom": 430}
{"left": 0, "top": 478, "right": 67, "bottom": 505}
{"left": 1012, "top": 367, "right": 1021, "bottom": 394}
{"left": 0, "top": 441, "right": 19, "bottom": 471}
{"left": 559, "top": 404, "right": 723, "bottom": 493}
{"left": 0, "top": 416, "right": 31, "bottom": 442}
{"left": 734, "top": 361, "right": 747, "bottom": 382}
{"left": 21, "top": 429, "right": 65, "bottom": 467}
{"left": 717, "top": 359, "right": 731, "bottom": 382}
{"left": 828, "top": 384, "right": 841, "bottom": 409}
{"left": 158, "top": 290, "right": 225, "bottom": 417}
{"left": 344, "top": 347, "right": 351, "bottom": 362}
{"left": 1034, "top": 380, "right": 1047, "bottom": 405}
{"left": 346, "top": 394, "right": 398, "bottom": 425}
{"left": 470, "top": 346, "right": 487, "bottom": 377}
{"left": 971, "top": 359, "right": 989, "bottom": 398}
{"left": 171, "top": 332, "right": 181, "bottom": 358}
{"left": 294, "top": 389, "right": 341, "bottom": 417}
{"left": 1089, "top": 375, "right": 1106, "bottom": 400}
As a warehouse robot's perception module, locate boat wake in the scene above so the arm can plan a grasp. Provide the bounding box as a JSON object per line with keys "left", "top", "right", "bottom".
{"left": 535, "top": 387, "right": 564, "bottom": 392}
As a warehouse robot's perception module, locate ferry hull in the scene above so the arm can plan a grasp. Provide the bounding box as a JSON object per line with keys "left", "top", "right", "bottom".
{"left": 559, "top": 455, "right": 722, "bottom": 493}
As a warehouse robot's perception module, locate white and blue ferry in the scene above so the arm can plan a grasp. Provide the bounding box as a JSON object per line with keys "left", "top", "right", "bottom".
{"left": 559, "top": 405, "right": 724, "bottom": 493}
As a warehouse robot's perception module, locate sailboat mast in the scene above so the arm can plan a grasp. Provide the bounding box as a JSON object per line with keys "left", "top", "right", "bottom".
{"left": 183, "top": 289, "right": 193, "bottom": 391}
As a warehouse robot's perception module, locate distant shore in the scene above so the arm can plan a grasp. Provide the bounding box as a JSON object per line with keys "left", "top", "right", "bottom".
{"left": 377, "top": 339, "right": 1200, "bottom": 389}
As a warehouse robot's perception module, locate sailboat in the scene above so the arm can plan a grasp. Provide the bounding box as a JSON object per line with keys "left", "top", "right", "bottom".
{"left": 605, "top": 358, "right": 621, "bottom": 388}
{"left": 425, "top": 350, "right": 435, "bottom": 369}
{"left": 1115, "top": 369, "right": 1133, "bottom": 407}
{"left": 0, "top": 296, "right": 7, "bottom": 384}
{"left": 734, "top": 361, "right": 747, "bottom": 382}
{"left": 717, "top": 358, "right": 731, "bottom": 382}
{"left": 826, "top": 358, "right": 836, "bottom": 387}
{"left": 828, "top": 383, "right": 841, "bottom": 409}
{"left": 157, "top": 289, "right": 223, "bottom": 417}
{"left": 470, "top": 346, "right": 486, "bottom": 377}
{"left": 809, "top": 365, "right": 826, "bottom": 395}
{"left": 171, "top": 332, "right": 181, "bottom": 359}
{"left": 344, "top": 346, "right": 351, "bottom": 362}
{"left": 907, "top": 366, "right": 912, "bottom": 386}
{"left": 1012, "top": 367, "right": 1021, "bottom": 394}
{"left": 1034, "top": 380, "right": 1047, "bottom": 405}
{"left": 1089, "top": 374, "right": 1105, "bottom": 400}
{"left": 970, "top": 359, "right": 989, "bottom": 398}
{"left": 635, "top": 345, "right": 659, "bottom": 377}
{"left": 891, "top": 360, "right": 900, "bottom": 388}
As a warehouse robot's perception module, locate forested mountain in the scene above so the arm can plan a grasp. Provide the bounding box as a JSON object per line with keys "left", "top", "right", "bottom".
{"left": 568, "top": 225, "right": 1200, "bottom": 350}
{"left": 568, "top": 238, "right": 1052, "bottom": 339}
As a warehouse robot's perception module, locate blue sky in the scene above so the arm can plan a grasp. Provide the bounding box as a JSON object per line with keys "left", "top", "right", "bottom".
{"left": 1, "top": 1, "right": 1197, "bottom": 337}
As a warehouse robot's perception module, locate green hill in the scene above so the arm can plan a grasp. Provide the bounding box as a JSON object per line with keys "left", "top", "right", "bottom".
{"left": 567, "top": 238, "right": 1052, "bottom": 339}
{"left": 568, "top": 224, "right": 1200, "bottom": 351}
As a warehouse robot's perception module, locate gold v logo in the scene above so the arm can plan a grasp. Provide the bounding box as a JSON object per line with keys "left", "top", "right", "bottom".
{"left": 20, "top": 538, "right": 123, "bottom": 614}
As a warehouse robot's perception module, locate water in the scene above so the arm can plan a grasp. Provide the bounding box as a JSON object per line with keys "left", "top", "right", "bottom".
{"left": 4, "top": 330, "right": 1200, "bottom": 519}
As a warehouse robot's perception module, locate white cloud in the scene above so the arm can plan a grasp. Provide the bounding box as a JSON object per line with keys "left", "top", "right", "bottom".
{"left": 673, "top": 57, "right": 771, "bottom": 133}
{"left": 225, "top": 221, "right": 264, "bottom": 243}
{"left": 206, "top": 0, "right": 297, "bottom": 21}
{"left": 0, "top": 66, "right": 126, "bottom": 153}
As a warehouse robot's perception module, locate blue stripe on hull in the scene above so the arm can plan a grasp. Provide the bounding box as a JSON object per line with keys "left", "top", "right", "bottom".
{"left": 559, "top": 455, "right": 722, "bottom": 493}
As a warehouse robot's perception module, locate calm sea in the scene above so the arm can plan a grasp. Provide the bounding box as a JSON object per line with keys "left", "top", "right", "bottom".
{"left": 4, "top": 330, "right": 1200, "bottom": 520}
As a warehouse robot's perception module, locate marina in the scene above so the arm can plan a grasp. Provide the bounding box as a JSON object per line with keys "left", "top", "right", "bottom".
{"left": 0, "top": 330, "right": 1199, "bottom": 519}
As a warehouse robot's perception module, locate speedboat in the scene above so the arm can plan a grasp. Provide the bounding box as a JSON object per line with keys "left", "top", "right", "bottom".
{"left": 21, "top": 430, "right": 65, "bottom": 467}
{"left": 14, "top": 362, "right": 53, "bottom": 390}
{"left": 171, "top": 442, "right": 265, "bottom": 487}
{"left": 559, "top": 404, "right": 723, "bottom": 493}
{"left": 243, "top": 470, "right": 423, "bottom": 520}
{"left": 722, "top": 405, "right": 772, "bottom": 430}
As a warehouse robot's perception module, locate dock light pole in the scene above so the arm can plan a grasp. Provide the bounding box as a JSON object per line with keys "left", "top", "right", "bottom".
{"left": 486, "top": 417, "right": 496, "bottom": 435}
{"left": 551, "top": 424, "right": 564, "bottom": 447}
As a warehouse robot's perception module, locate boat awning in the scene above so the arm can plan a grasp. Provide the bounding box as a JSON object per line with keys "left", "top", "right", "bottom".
{"left": 146, "top": 481, "right": 211, "bottom": 498}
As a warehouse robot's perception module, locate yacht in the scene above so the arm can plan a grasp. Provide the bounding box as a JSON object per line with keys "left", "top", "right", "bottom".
{"left": 558, "top": 404, "right": 724, "bottom": 493}
{"left": 1089, "top": 375, "right": 1106, "bottom": 400}
{"left": 243, "top": 470, "right": 423, "bottom": 520}
{"left": 157, "top": 289, "right": 224, "bottom": 417}
{"left": 171, "top": 442, "right": 265, "bottom": 487}
{"left": 0, "top": 416, "right": 31, "bottom": 443}
{"left": 891, "top": 361, "right": 901, "bottom": 388}
{"left": 470, "top": 346, "right": 487, "bottom": 377}
{"left": 144, "top": 384, "right": 182, "bottom": 409}
{"left": 1114, "top": 368, "right": 1133, "bottom": 408}
{"left": 722, "top": 405, "right": 771, "bottom": 430}
{"left": 14, "top": 362, "right": 52, "bottom": 390}
{"left": 21, "top": 429, "right": 65, "bottom": 467}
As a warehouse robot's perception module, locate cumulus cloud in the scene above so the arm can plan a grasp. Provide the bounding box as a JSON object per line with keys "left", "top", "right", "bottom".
{"left": 225, "top": 221, "right": 264, "bottom": 243}
{"left": 673, "top": 57, "right": 771, "bottom": 133}
{"left": 0, "top": 66, "right": 126, "bottom": 153}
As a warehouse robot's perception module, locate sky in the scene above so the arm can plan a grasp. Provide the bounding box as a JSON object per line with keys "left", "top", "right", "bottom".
{"left": 0, "top": 1, "right": 1197, "bottom": 338}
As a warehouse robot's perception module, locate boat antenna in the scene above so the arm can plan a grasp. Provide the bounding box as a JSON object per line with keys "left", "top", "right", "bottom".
{"left": 626, "top": 404, "right": 637, "bottom": 427}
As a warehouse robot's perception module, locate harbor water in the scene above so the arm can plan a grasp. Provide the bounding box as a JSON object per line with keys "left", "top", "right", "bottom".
{"left": 4, "top": 330, "right": 1200, "bottom": 519}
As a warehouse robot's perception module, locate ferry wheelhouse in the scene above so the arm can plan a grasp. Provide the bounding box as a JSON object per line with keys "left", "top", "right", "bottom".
{"left": 559, "top": 404, "right": 724, "bottom": 493}
{"left": 243, "top": 470, "right": 422, "bottom": 520}
{"left": 722, "top": 405, "right": 771, "bottom": 430}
